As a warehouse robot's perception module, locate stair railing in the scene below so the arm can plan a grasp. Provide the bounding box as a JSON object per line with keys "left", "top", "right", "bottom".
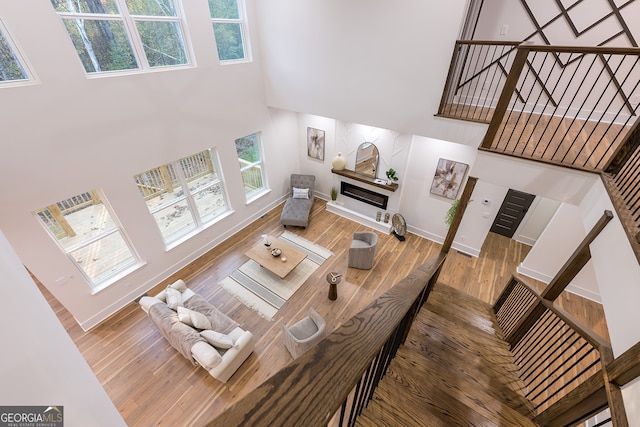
{"left": 209, "top": 252, "right": 448, "bottom": 427}
{"left": 601, "top": 121, "right": 640, "bottom": 264}
{"left": 494, "top": 275, "right": 628, "bottom": 426}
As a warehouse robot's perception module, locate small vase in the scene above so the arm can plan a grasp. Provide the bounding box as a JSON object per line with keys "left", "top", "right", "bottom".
{"left": 332, "top": 152, "right": 346, "bottom": 170}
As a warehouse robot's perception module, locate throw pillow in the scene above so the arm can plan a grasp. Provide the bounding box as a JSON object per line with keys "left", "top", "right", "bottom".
{"left": 200, "top": 330, "right": 235, "bottom": 349}
{"left": 177, "top": 306, "right": 212, "bottom": 330}
{"left": 169, "top": 279, "right": 187, "bottom": 292}
{"left": 191, "top": 341, "right": 222, "bottom": 370}
{"left": 165, "top": 287, "right": 183, "bottom": 310}
{"left": 292, "top": 187, "right": 309, "bottom": 199}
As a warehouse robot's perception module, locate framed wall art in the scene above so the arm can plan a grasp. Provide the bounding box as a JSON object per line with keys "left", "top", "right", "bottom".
{"left": 307, "top": 127, "right": 325, "bottom": 161}
{"left": 430, "top": 158, "right": 469, "bottom": 199}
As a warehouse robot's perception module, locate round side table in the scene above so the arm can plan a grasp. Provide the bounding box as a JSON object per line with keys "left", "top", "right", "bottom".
{"left": 326, "top": 272, "right": 342, "bottom": 300}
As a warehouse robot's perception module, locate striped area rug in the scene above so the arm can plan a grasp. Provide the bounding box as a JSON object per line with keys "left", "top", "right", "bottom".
{"left": 218, "top": 232, "right": 333, "bottom": 321}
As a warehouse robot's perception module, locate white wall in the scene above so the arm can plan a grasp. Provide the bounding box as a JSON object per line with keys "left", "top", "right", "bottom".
{"left": 474, "top": 0, "right": 640, "bottom": 44}
{"left": 517, "top": 203, "right": 602, "bottom": 302}
{"left": 0, "top": 231, "right": 125, "bottom": 426}
{"left": 0, "top": 0, "right": 300, "bottom": 329}
{"left": 256, "top": 0, "right": 488, "bottom": 146}
{"left": 513, "top": 197, "right": 561, "bottom": 246}
{"left": 401, "top": 135, "right": 480, "bottom": 251}
{"left": 579, "top": 180, "right": 640, "bottom": 421}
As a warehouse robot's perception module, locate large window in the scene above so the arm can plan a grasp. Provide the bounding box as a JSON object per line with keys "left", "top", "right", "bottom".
{"left": 134, "top": 149, "right": 229, "bottom": 245}
{"left": 51, "top": 0, "right": 189, "bottom": 74}
{"left": 235, "top": 132, "right": 266, "bottom": 201}
{"left": 0, "top": 21, "right": 30, "bottom": 83}
{"left": 208, "top": 0, "right": 249, "bottom": 62}
{"left": 35, "top": 190, "right": 140, "bottom": 290}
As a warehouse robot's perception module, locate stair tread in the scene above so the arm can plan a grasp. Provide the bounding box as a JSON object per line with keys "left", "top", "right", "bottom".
{"left": 354, "top": 282, "right": 539, "bottom": 426}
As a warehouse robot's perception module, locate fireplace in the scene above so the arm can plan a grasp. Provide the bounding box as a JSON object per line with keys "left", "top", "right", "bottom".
{"left": 340, "top": 182, "right": 388, "bottom": 210}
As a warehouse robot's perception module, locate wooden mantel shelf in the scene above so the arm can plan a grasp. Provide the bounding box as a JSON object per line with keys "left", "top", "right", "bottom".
{"left": 331, "top": 168, "right": 398, "bottom": 192}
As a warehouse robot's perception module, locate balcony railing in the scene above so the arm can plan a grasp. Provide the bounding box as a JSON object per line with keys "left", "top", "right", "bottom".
{"left": 439, "top": 40, "right": 640, "bottom": 264}
{"left": 437, "top": 40, "right": 521, "bottom": 123}
{"left": 438, "top": 41, "right": 640, "bottom": 172}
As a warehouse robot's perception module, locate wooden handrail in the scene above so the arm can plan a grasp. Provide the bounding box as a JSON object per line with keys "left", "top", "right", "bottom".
{"left": 209, "top": 252, "right": 447, "bottom": 426}
{"left": 607, "top": 341, "right": 640, "bottom": 387}
{"left": 498, "top": 275, "right": 611, "bottom": 351}
{"left": 542, "top": 210, "right": 613, "bottom": 301}
{"left": 494, "top": 275, "right": 632, "bottom": 426}
{"left": 517, "top": 44, "right": 640, "bottom": 55}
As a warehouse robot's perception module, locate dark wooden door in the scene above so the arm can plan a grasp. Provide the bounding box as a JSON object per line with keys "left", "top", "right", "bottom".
{"left": 490, "top": 189, "right": 536, "bottom": 238}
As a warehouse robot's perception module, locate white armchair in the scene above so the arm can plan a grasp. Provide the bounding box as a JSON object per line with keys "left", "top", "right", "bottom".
{"left": 282, "top": 307, "right": 326, "bottom": 358}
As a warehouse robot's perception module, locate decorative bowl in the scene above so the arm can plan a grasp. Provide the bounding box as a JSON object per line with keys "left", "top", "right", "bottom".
{"left": 271, "top": 248, "right": 282, "bottom": 257}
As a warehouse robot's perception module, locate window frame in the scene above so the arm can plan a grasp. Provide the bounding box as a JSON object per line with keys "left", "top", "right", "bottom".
{"left": 235, "top": 132, "right": 269, "bottom": 203}
{"left": 34, "top": 189, "right": 142, "bottom": 293}
{"left": 135, "top": 148, "right": 232, "bottom": 248}
{"left": 0, "top": 18, "right": 36, "bottom": 87}
{"left": 52, "top": 0, "right": 192, "bottom": 75}
{"left": 209, "top": 0, "right": 251, "bottom": 64}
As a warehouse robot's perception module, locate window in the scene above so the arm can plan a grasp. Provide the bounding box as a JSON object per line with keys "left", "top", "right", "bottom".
{"left": 235, "top": 132, "right": 266, "bottom": 201}
{"left": 134, "top": 149, "right": 229, "bottom": 245}
{"left": 209, "top": 0, "right": 249, "bottom": 62}
{"left": 51, "top": 0, "right": 189, "bottom": 74}
{"left": 0, "top": 20, "right": 30, "bottom": 83}
{"left": 35, "top": 190, "right": 139, "bottom": 289}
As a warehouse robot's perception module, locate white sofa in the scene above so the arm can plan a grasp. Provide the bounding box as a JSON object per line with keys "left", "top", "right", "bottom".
{"left": 139, "top": 280, "right": 254, "bottom": 383}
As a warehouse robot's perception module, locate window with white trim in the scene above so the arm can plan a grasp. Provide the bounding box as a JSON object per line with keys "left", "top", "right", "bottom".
{"left": 134, "top": 149, "right": 230, "bottom": 245}
{"left": 51, "top": 0, "right": 190, "bottom": 74}
{"left": 0, "top": 20, "right": 31, "bottom": 84}
{"left": 208, "top": 0, "right": 249, "bottom": 62}
{"left": 235, "top": 132, "right": 266, "bottom": 201}
{"left": 35, "top": 190, "right": 140, "bottom": 289}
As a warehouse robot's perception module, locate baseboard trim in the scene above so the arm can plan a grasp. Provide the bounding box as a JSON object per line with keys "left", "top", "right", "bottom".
{"left": 326, "top": 202, "right": 392, "bottom": 234}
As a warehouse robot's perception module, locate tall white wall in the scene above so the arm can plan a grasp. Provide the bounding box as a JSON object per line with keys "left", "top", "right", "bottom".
{"left": 0, "top": 231, "right": 125, "bottom": 426}
{"left": 474, "top": 0, "right": 640, "bottom": 44}
{"left": 517, "top": 203, "right": 602, "bottom": 302}
{"left": 579, "top": 180, "right": 640, "bottom": 421}
{"left": 0, "top": 0, "right": 299, "bottom": 329}
{"left": 256, "top": 0, "right": 487, "bottom": 147}
{"left": 513, "top": 197, "right": 561, "bottom": 246}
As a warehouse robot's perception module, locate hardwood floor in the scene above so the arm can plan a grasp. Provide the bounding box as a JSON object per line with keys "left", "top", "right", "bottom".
{"left": 38, "top": 198, "right": 609, "bottom": 426}
{"left": 439, "top": 103, "right": 631, "bottom": 171}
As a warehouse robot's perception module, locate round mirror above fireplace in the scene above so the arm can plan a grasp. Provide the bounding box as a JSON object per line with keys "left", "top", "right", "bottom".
{"left": 354, "top": 142, "right": 379, "bottom": 178}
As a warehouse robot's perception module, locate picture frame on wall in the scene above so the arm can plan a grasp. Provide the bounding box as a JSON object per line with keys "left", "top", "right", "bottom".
{"left": 430, "top": 158, "right": 469, "bottom": 199}
{"left": 307, "top": 127, "right": 325, "bottom": 161}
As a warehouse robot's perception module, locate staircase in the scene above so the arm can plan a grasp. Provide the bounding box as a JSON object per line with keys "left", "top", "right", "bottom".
{"left": 356, "top": 283, "right": 539, "bottom": 426}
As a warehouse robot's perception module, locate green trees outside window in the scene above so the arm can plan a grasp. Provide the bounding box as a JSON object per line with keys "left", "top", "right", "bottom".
{"left": 51, "top": 0, "right": 189, "bottom": 73}
{"left": 209, "top": 0, "right": 248, "bottom": 62}
{"left": 0, "top": 25, "right": 29, "bottom": 82}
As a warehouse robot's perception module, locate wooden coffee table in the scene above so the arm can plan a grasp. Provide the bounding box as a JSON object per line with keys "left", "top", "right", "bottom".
{"left": 245, "top": 235, "right": 307, "bottom": 279}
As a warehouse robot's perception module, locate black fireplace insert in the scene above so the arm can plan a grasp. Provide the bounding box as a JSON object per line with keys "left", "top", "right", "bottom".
{"left": 340, "top": 181, "right": 388, "bottom": 210}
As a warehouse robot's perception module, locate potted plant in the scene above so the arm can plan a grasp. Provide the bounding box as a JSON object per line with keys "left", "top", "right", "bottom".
{"left": 330, "top": 187, "right": 338, "bottom": 201}
{"left": 445, "top": 199, "right": 460, "bottom": 227}
{"left": 445, "top": 198, "right": 472, "bottom": 227}
{"left": 385, "top": 168, "right": 398, "bottom": 184}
